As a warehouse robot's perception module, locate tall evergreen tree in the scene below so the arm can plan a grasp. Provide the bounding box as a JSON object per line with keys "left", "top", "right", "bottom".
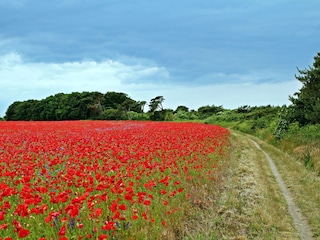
{"left": 289, "top": 52, "right": 320, "bottom": 125}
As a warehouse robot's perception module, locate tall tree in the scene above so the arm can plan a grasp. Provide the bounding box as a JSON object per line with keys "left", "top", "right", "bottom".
{"left": 148, "top": 96, "right": 165, "bottom": 112}
{"left": 289, "top": 52, "right": 320, "bottom": 125}
{"left": 138, "top": 101, "right": 147, "bottom": 112}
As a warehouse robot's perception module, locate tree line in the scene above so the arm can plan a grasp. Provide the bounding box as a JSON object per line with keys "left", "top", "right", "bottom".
{"left": 4, "top": 91, "right": 224, "bottom": 121}
{"left": 5, "top": 91, "right": 145, "bottom": 121}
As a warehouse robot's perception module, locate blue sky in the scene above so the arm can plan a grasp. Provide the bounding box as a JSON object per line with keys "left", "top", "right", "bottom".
{"left": 1, "top": 0, "right": 319, "bottom": 116}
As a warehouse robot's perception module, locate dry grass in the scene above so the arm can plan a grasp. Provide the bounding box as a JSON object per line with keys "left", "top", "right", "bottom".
{"left": 292, "top": 142, "right": 320, "bottom": 173}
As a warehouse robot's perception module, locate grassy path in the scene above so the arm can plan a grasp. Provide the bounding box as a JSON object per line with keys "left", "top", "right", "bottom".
{"left": 250, "top": 138, "right": 313, "bottom": 240}
{"left": 223, "top": 131, "right": 319, "bottom": 239}
{"left": 216, "top": 131, "right": 299, "bottom": 239}
{"left": 245, "top": 134, "right": 320, "bottom": 240}
{"left": 191, "top": 131, "right": 296, "bottom": 239}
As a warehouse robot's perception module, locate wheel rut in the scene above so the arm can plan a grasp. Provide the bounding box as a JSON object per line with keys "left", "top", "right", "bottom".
{"left": 250, "top": 139, "right": 313, "bottom": 240}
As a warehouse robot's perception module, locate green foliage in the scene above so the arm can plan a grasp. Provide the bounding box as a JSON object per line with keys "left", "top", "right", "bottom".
{"left": 275, "top": 123, "right": 320, "bottom": 173}
{"left": 149, "top": 109, "right": 173, "bottom": 121}
{"left": 5, "top": 91, "right": 143, "bottom": 121}
{"left": 285, "top": 123, "right": 320, "bottom": 145}
{"left": 174, "top": 110, "right": 198, "bottom": 121}
{"left": 148, "top": 96, "right": 165, "bottom": 112}
{"left": 209, "top": 102, "right": 320, "bottom": 174}
{"left": 204, "top": 106, "right": 281, "bottom": 135}
{"left": 102, "top": 92, "right": 144, "bottom": 114}
{"left": 100, "top": 108, "right": 123, "bottom": 120}
{"left": 174, "top": 105, "right": 189, "bottom": 113}
{"left": 202, "top": 103, "right": 320, "bottom": 173}
{"left": 129, "top": 112, "right": 150, "bottom": 121}
{"left": 175, "top": 110, "right": 189, "bottom": 120}
{"left": 164, "top": 111, "right": 175, "bottom": 121}
{"left": 289, "top": 52, "right": 320, "bottom": 125}
{"left": 236, "top": 105, "right": 251, "bottom": 113}
{"left": 197, "top": 105, "right": 224, "bottom": 119}
{"left": 274, "top": 119, "right": 290, "bottom": 140}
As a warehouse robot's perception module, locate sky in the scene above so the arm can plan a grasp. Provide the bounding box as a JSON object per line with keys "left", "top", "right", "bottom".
{"left": 1, "top": 0, "right": 319, "bottom": 116}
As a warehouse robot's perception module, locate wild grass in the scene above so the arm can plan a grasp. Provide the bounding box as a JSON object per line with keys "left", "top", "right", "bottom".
{"left": 255, "top": 139, "right": 320, "bottom": 239}
{"left": 278, "top": 123, "right": 320, "bottom": 174}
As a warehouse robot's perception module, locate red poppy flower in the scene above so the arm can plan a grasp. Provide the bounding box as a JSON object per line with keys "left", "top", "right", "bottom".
{"left": 98, "top": 234, "right": 108, "bottom": 240}
{"left": 18, "top": 228, "right": 30, "bottom": 238}
{"left": 0, "top": 223, "right": 8, "bottom": 229}
{"left": 58, "top": 225, "right": 66, "bottom": 236}
{"left": 102, "top": 221, "right": 116, "bottom": 231}
{"left": 94, "top": 208, "right": 103, "bottom": 218}
{"left": 143, "top": 199, "right": 151, "bottom": 206}
{"left": 119, "top": 204, "right": 126, "bottom": 211}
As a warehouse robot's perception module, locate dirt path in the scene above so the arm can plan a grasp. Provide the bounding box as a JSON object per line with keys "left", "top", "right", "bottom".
{"left": 250, "top": 139, "right": 313, "bottom": 240}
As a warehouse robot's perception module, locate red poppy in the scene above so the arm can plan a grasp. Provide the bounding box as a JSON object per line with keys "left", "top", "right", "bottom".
{"left": 18, "top": 228, "right": 30, "bottom": 238}
{"left": 102, "top": 221, "right": 116, "bottom": 231}
{"left": 58, "top": 225, "right": 66, "bottom": 236}
{"left": 98, "top": 234, "right": 108, "bottom": 240}
{"left": 0, "top": 223, "right": 8, "bottom": 229}
{"left": 143, "top": 199, "right": 151, "bottom": 206}
{"left": 94, "top": 208, "right": 103, "bottom": 218}
{"left": 119, "top": 204, "right": 126, "bottom": 211}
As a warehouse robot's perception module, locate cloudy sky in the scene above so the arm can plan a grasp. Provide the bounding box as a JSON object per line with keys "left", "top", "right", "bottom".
{"left": 1, "top": 0, "right": 319, "bottom": 116}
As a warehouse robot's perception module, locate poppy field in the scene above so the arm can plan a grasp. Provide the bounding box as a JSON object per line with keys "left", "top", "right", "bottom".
{"left": 0, "top": 121, "right": 229, "bottom": 239}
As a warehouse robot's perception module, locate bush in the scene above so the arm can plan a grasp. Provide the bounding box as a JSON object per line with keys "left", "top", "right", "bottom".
{"left": 273, "top": 119, "right": 290, "bottom": 140}
{"left": 129, "top": 112, "right": 150, "bottom": 121}
{"left": 175, "top": 110, "right": 199, "bottom": 121}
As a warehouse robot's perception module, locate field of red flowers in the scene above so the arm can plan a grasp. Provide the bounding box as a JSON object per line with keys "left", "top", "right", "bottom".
{"left": 0, "top": 121, "right": 229, "bottom": 239}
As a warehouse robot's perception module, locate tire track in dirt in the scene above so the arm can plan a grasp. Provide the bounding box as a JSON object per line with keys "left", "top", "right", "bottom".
{"left": 250, "top": 139, "right": 313, "bottom": 240}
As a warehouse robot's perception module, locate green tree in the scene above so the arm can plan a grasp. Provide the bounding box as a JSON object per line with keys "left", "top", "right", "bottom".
{"left": 137, "top": 101, "right": 147, "bottom": 112}
{"left": 150, "top": 109, "right": 173, "bottom": 121}
{"left": 289, "top": 52, "right": 320, "bottom": 125}
{"left": 5, "top": 101, "right": 23, "bottom": 120}
{"left": 103, "top": 92, "right": 130, "bottom": 109}
{"left": 148, "top": 96, "right": 165, "bottom": 112}
{"left": 174, "top": 105, "right": 189, "bottom": 113}
{"left": 197, "top": 105, "right": 224, "bottom": 119}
